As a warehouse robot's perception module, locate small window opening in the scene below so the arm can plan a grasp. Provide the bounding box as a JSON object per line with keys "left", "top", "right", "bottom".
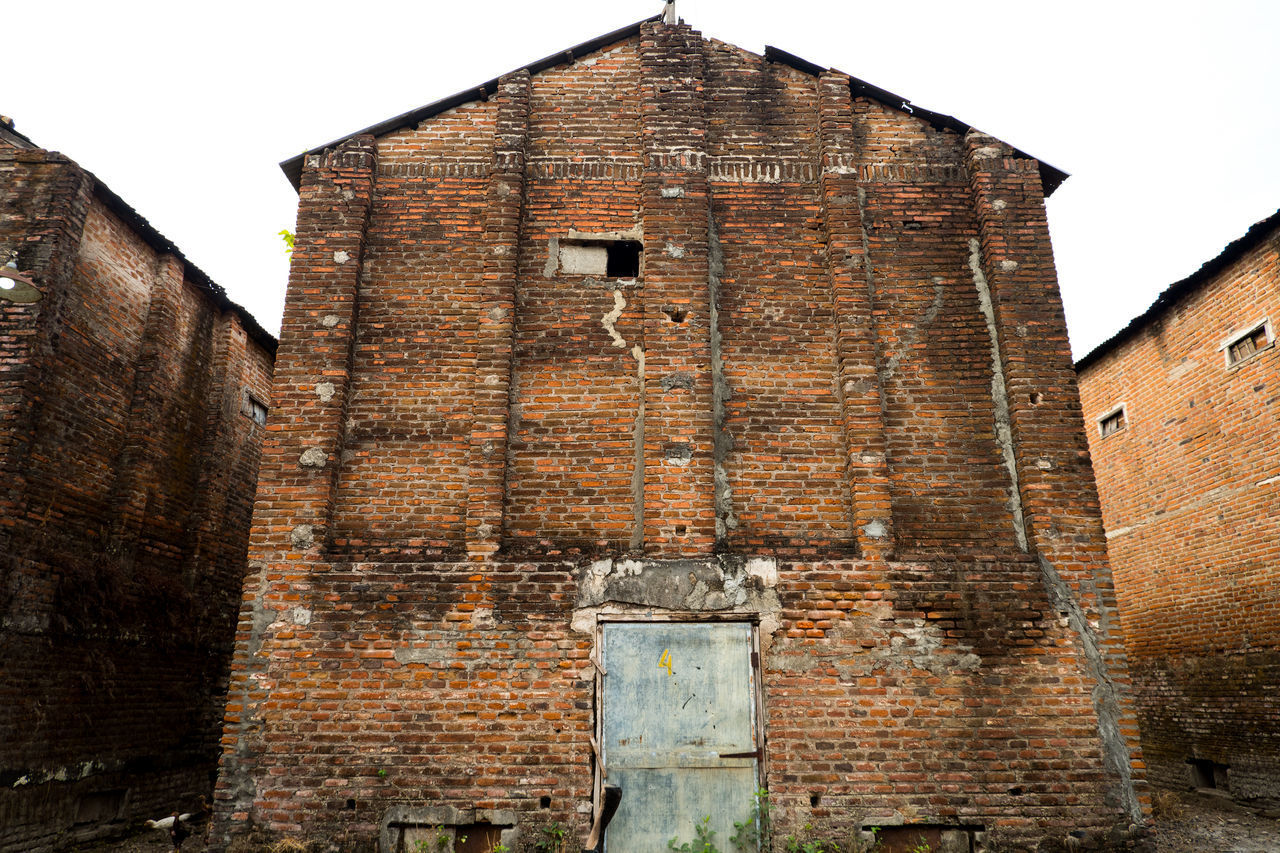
{"left": 558, "top": 238, "right": 642, "bottom": 278}
{"left": 1189, "top": 757, "right": 1230, "bottom": 790}
{"left": 1226, "top": 322, "right": 1271, "bottom": 366}
{"left": 244, "top": 393, "right": 268, "bottom": 426}
{"left": 606, "top": 241, "right": 642, "bottom": 277}
{"left": 1098, "top": 405, "right": 1126, "bottom": 438}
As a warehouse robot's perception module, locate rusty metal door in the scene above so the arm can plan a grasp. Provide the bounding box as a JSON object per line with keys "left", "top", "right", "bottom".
{"left": 601, "top": 622, "right": 759, "bottom": 853}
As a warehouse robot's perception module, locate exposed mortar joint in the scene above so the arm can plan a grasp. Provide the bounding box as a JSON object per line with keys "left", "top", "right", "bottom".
{"left": 968, "top": 238, "right": 1029, "bottom": 551}
{"left": 298, "top": 447, "right": 328, "bottom": 468}
{"left": 992, "top": 199, "right": 1007, "bottom": 212}
{"left": 315, "top": 382, "right": 335, "bottom": 403}
{"left": 664, "top": 442, "right": 692, "bottom": 466}
{"left": 290, "top": 524, "right": 315, "bottom": 550}
{"left": 1037, "top": 555, "right": 1142, "bottom": 823}
{"left": 862, "top": 519, "right": 889, "bottom": 540}
{"left": 664, "top": 242, "right": 686, "bottom": 259}
{"left": 543, "top": 237, "right": 559, "bottom": 278}
{"left": 1000, "top": 259, "right": 1019, "bottom": 272}
{"left": 601, "top": 290, "right": 628, "bottom": 348}
{"left": 660, "top": 186, "right": 685, "bottom": 198}
{"left": 333, "top": 250, "right": 351, "bottom": 265}
{"left": 708, "top": 211, "right": 737, "bottom": 538}
{"left": 321, "top": 314, "right": 340, "bottom": 328}
{"left": 973, "top": 145, "right": 1003, "bottom": 160}
{"left": 660, "top": 372, "right": 693, "bottom": 392}
{"left": 878, "top": 280, "right": 945, "bottom": 382}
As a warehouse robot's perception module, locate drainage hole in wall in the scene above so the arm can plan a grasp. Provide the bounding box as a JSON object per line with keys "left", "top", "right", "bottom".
{"left": 540, "top": 796, "right": 552, "bottom": 809}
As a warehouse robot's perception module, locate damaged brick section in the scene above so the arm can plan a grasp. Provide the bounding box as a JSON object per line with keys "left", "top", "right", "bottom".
{"left": 213, "top": 18, "right": 1149, "bottom": 853}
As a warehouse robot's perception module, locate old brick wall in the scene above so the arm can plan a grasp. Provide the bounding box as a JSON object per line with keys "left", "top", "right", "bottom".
{"left": 1078, "top": 219, "right": 1280, "bottom": 800}
{"left": 0, "top": 143, "right": 275, "bottom": 852}
{"left": 216, "top": 21, "right": 1145, "bottom": 852}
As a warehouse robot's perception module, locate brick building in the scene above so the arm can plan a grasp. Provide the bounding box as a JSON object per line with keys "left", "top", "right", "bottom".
{"left": 0, "top": 119, "right": 276, "bottom": 851}
{"left": 1076, "top": 209, "right": 1280, "bottom": 803}
{"left": 215, "top": 16, "right": 1147, "bottom": 852}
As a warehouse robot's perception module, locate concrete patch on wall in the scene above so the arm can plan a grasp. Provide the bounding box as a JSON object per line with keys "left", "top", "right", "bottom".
{"left": 573, "top": 556, "right": 781, "bottom": 634}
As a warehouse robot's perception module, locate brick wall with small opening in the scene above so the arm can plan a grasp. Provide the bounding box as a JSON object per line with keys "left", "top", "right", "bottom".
{"left": 213, "top": 21, "right": 1146, "bottom": 853}
{"left": 0, "top": 140, "right": 276, "bottom": 852}
{"left": 1078, "top": 214, "right": 1280, "bottom": 801}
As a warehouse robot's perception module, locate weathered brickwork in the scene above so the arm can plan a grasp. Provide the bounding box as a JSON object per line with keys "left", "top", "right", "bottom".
{"left": 216, "top": 20, "right": 1146, "bottom": 852}
{"left": 1077, "top": 211, "right": 1280, "bottom": 802}
{"left": 0, "top": 132, "right": 276, "bottom": 852}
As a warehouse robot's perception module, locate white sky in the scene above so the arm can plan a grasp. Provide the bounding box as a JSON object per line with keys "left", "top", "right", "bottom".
{"left": 7, "top": 0, "right": 1279, "bottom": 358}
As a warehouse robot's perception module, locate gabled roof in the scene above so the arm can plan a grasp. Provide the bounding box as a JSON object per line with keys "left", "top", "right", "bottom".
{"left": 1075, "top": 207, "right": 1280, "bottom": 372}
{"left": 280, "top": 17, "right": 1068, "bottom": 196}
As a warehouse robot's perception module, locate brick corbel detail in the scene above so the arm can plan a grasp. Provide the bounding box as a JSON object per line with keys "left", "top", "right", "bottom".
{"left": 817, "top": 71, "right": 895, "bottom": 560}
{"left": 638, "top": 21, "right": 717, "bottom": 553}
{"left": 964, "top": 130, "right": 1147, "bottom": 822}
{"left": 467, "top": 70, "right": 530, "bottom": 559}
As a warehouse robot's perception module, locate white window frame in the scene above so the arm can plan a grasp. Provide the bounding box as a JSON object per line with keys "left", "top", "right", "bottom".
{"left": 1219, "top": 317, "right": 1273, "bottom": 367}
{"left": 1096, "top": 402, "right": 1127, "bottom": 438}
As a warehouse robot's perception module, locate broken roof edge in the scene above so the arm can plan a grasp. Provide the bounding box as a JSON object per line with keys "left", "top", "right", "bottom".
{"left": 1075, "top": 206, "right": 1280, "bottom": 373}
{"left": 89, "top": 176, "right": 279, "bottom": 356}
{"left": 762, "top": 46, "right": 1068, "bottom": 197}
{"left": 280, "top": 13, "right": 663, "bottom": 191}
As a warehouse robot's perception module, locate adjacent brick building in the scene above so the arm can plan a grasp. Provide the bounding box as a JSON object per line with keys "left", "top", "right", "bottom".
{"left": 0, "top": 119, "right": 276, "bottom": 851}
{"left": 215, "top": 16, "right": 1148, "bottom": 852}
{"left": 1077, "top": 209, "right": 1280, "bottom": 803}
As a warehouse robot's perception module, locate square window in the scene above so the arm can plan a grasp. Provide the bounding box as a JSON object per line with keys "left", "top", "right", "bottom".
{"left": 1223, "top": 321, "right": 1272, "bottom": 366}
{"left": 1098, "top": 404, "right": 1126, "bottom": 438}
{"left": 557, "top": 237, "right": 642, "bottom": 278}
{"left": 243, "top": 393, "right": 268, "bottom": 426}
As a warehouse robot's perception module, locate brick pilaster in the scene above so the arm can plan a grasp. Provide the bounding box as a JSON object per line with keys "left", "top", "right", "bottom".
{"left": 212, "top": 136, "right": 375, "bottom": 846}
{"left": 467, "top": 71, "right": 530, "bottom": 559}
{"left": 817, "top": 72, "right": 895, "bottom": 560}
{"left": 638, "top": 20, "right": 716, "bottom": 553}
{"left": 963, "top": 131, "right": 1147, "bottom": 821}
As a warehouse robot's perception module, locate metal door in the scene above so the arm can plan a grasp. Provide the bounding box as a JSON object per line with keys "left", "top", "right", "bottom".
{"left": 601, "top": 622, "right": 759, "bottom": 853}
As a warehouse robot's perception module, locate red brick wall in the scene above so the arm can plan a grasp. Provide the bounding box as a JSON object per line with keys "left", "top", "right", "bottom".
{"left": 0, "top": 144, "right": 274, "bottom": 852}
{"left": 216, "top": 23, "right": 1145, "bottom": 852}
{"left": 1078, "top": 225, "right": 1280, "bottom": 798}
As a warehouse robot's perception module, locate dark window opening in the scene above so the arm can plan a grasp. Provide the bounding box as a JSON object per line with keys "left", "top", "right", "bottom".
{"left": 1100, "top": 407, "right": 1126, "bottom": 438}
{"left": 1189, "top": 757, "right": 1230, "bottom": 790}
{"left": 75, "top": 790, "right": 126, "bottom": 824}
{"left": 1227, "top": 324, "right": 1270, "bottom": 365}
{"left": 605, "top": 240, "right": 642, "bottom": 277}
{"left": 456, "top": 824, "right": 509, "bottom": 853}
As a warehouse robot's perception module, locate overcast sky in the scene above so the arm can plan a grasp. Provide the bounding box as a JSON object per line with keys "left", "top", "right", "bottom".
{"left": 7, "top": 1, "right": 1279, "bottom": 358}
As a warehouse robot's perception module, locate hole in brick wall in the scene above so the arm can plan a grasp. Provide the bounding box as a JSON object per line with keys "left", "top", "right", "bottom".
{"left": 345, "top": 798, "right": 356, "bottom": 810}
{"left": 1029, "top": 392, "right": 1042, "bottom": 405}
{"left": 456, "top": 823, "right": 508, "bottom": 853}
{"left": 674, "top": 524, "right": 687, "bottom": 536}
{"left": 1189, "top": 757, "right": 1230, "bottom": 790}
{"left": 869, "top": 825, "right": 983, "bottom": 853}
{"left": 540, "top": 796, "right": 551, "bottom": 809}
{"left": 665, "top": 305, "right": 687, "bottom": 323}
{"left": 809, "top": 792, "right": 821, "bottom": 807}
{"left": 606, "top": 241, "right": 642, "bottom": 277}
{"left": 75, "top": 790, "right": 126, "bottom": 824}
{"left": 1007, "top": 786, "right": 1024, "bottom": 796}
{"left": 558, "top": 239, "right": 643, "bottom": 277}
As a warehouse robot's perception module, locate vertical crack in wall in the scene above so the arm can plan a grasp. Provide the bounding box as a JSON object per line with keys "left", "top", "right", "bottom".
{"left": 630, "top": 342, "right": 645, "bottom": 552}
{"left": 1038, "top": 555, "right": 1143, "bottom": 823}
{"left": 968, "top": 238, "right": 1028, "bottom": 551}
{"left": 708, "top": 210, "right": 736, "bottom": 541}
